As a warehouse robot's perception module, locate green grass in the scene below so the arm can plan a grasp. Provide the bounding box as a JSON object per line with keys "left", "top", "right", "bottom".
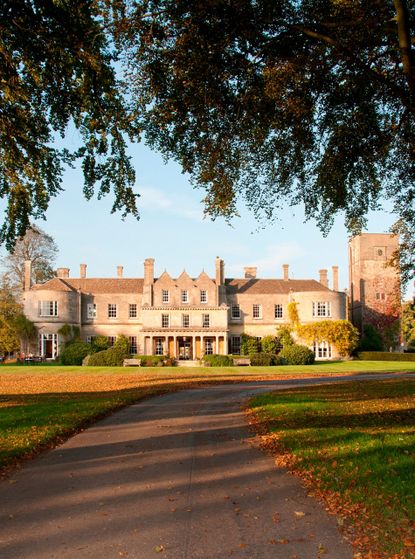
{"left": 249, "top": 379, "right": 415, "bottom": 558}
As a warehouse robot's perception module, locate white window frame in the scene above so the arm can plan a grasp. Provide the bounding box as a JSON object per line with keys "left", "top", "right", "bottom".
{"left": 313, "top": 341, "right": 332, "bottom": 359}
{"left": 202, "top": 313, "right": 210, "bottom": 328}
{"left": 129, "top": 303, "right": 137, "bottom": 318}
{"left": 87, "top": 303, "right": 97, "bottom": 319}
{"left": 39, "top": 300, "right": 58, "bottom": 317}
{"left": 162, "top": 289, "right": 169, "bottom": 304}
{"left": 108, "top": 303, "right": 117, "bottom": 318}
{"left": 162, "top": 314, "right": 170, "bottom": 328}
{"left": 253, "top": 304, "right": 262, "bottom": 319}
{"left": 182, "top": 314, "right": 190, "bottom": 328}
{"left": 231, "top": 305, "right": 241, "bottom": 320}
{"left": 181, "top": 290, "right": 189, "bottom": 304}
{"left": 274, "top": 304, "right": 283, "bottom": 319}
{"left": 39, "top": 333, "right": 59, "bottom": 358}
{"left": 155, "top": 338, "right": 164, "bottom": 355}
{"left": 200, "top": 290, "right": 207, "bottom": 303}
{"left": 312, "top": 301, "right": 331, "bottom": 317}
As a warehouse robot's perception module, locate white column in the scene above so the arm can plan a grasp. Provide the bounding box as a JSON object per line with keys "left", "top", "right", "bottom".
{"left": 150, "top": 336, "right": 153, "bottom": 355}
{"left": 216, "top": 336, "right": 219, "bottom": 355}
{"left": 173, "top": 335, "right": 177, "bottom": 358}
{"left": 192, "top": 336, "right": 195, "bottom": 360}
{"left": 224, "top": 333, "right": 228, "bottom": 355}
{"left": 200, "top": 335, "right": 204, "bottom": 358}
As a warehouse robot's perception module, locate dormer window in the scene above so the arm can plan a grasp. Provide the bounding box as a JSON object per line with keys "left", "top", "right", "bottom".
{"left": 200, "top": 290, "right": 207, "bottom": 303}
{"left": 162, "top": 290, "right": 169, "bottom": 304}
{"left": 181, "top": 290, "right": 189, "bottom": 303}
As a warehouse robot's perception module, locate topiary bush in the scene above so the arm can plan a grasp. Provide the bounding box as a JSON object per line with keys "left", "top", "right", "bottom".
{"left": 60, "top": 341, "right": 92, "bottom": 365}
{"left": 279, "top": 344, "right": 315, "bottom": 365}
{"left": 249, "top": 352, "right": 284, "bottom": 366}
{"left": 203, "top": 354, "right": 233, "bottom": 367}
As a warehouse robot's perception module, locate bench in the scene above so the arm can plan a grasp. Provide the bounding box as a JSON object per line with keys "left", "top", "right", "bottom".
{"left": 233, "top": 357, "right": 251, "bottom": 366}
{"left": 123, "top": 358, "right": 142, "bottom": 367}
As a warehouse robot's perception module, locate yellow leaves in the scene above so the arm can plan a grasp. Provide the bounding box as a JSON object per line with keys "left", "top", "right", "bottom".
{"left": 296, "top": 320, "right": 359, "bottom": 357}
{"left": 154, "top": 545, "right": 165, "bottom": 553}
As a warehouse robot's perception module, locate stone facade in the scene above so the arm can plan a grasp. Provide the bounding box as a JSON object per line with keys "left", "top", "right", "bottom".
{"left": 23, "top": 257, "right": 347, "bottom": 360}
{"left": 348, "top": 233, "right": 401, "bottom": 345}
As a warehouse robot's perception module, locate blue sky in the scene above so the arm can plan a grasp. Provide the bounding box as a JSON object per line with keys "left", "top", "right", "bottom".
{"left": 30, "top": 140, "right": 407, "bottom": 298}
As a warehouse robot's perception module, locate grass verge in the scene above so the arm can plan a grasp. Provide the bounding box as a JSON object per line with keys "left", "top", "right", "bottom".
{"left": 248, "top": 378, "right": 415, "bottom": 559}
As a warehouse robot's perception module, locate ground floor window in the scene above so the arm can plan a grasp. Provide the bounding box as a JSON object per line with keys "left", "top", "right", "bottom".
{"left": 108, "top": 336, "right": 116, "bottom": 347}
{"left": 313, "top": 341, "right": 332, "bottom": 359}
{"left": 155, "top": 338, "right": 164, "bottom": 355}
{"left": 230, "top": 336, "right": 241, "bottom": 355}
{"left": 39, "top": 333, "right": 58, "bottom": 359}
{"left": 204, "top": 338, "right": 214, "bottom": 355}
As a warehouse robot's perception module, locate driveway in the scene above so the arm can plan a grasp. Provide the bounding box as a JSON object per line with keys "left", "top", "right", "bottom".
{"left": 0, "top": 379, "right": 356, "bottom": 559}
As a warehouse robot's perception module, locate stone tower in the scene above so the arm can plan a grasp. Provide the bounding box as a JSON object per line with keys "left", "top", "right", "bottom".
{"left": 348, "top": 233, "right": 400, "bottom": 345}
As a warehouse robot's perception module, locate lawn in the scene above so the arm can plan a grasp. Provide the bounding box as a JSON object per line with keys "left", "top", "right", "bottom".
{"left": 1, "top": 360, "right": 415, "bottom": 473}
{"left": 249, "top": 378, "right": 415, "bottom": 559}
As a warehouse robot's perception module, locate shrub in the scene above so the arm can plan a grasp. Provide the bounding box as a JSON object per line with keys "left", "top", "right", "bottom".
{"left": 260, "top": 335, "right": 279, "bottom": 354}
{"left": 139, "top": 355, "right": 167, "bottom": 366}
{"left": 240, "top": 334, "right": 260, "bottom": 355}
{"left": 358, "top": 351, "right": 415, "bottom": 362}
{"left": 276, "top": 326, "right": 295, "bottom": 348}
{"left": 279, "top": 344, "right": 315, "bottom": 365}
{"left": 359, "top": 324, "right": 383, "bottom": 351}
{"left": 249, "top": 353, "right": 284, "bottom": 366}
{"left": 91, "top": 335, "right": 109, "bottom": 352}
{"left": 60, "top": 342, "right": 92, "bottom": 365}
{"left": 87, "top": 335, "right": 130, "bottom": 366}
{"left": 297, "top": 319, "right": 359, "bottom": 357}
{"left": 203, "top": 354, "right": 233, "bottom": 367}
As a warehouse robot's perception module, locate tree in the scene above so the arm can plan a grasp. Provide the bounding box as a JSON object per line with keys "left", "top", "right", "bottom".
{"left": 0, "top": 225, "right": 58, "bottom": 293}
{"left": 0, "top": 288, "right": 22, "bottom": 356}
{"left": 0, "top": 0, "right": 138, "bottom": 250}
{"left": 118, "top": 0, "right": 415, "bottom": 280}
{"left": 13, "top": 314, "right": 37, "bottom": 355}
{"left": 297, "top": 320, "right": 359, "bottom": 357}
{"left": 2, "top": 1, "right": 415, "bottom": 283}
{"left": 402, "top": 301, "right": 415, "bottom": 348}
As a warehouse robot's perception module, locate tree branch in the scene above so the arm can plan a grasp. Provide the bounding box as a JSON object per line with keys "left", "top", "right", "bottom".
{"left": 393, "top": 0, "right": 415, "bottom": 101}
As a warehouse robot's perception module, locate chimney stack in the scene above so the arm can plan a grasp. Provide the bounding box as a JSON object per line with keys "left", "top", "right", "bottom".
{"left": 80, "top": 264, "right": 87, "bottom": 279}
{"left": 117, "top": 265, "right": 123, "bottom": 278}
{"left": 319, "top": 269, "right": 328, "bottom": 287}
{"left": 282, "top": 264, "right": 289, "bottom": 281}
{"left": 332, "top": 266, "right": 339, "bottom": 291}
{"left": 144, "top": 258, "right": 154, "bottom": 285}
{"left": 215, "top": 256, "right": 224, "bottom": 286}
{"left": 24, "top": 260, "right": 32, "bottom": 291}
{"left": 244, "top": 267, "right": 257, "bottom": 279}
{"left": 57, "top": 268, "right": 70, "bottom": 278}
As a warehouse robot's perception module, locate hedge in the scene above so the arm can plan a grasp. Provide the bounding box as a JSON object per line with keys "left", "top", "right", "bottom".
{"left": 358, "top": 351, "right": 415, "bottom": 361}
{"left": 203, "top": 354, "right": 233, "bottom": 367}
{"left": 137, "top": 355, "right": 176, "bottom": 367}
{"left": 249, "top": 353, "right": 284, "bottom": 366}
{"left": 60, "top": 342, "right": 92, "bottom": 365}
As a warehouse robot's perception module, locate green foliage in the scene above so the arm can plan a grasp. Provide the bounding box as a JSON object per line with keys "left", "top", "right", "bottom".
{"left": 58, "top": 324, "right": 80, "bottom": 344}
{"left": 279, "top": 344, "right": 315, "bottom": 365}
{"left": 358, "top": 351, "right": 415, "bottom": 362}
{"left": 87, "top": 335, "right": 130, "bottom": 366}
{"left": 249, "top": 353, "right": 284, "bottom": 366}
{"left": 0, "top": 2, "right": 137, "bottom": 249}
{"left": 203, "top": 354, "right": 233, "bottom": 367}
{"left": 12, "top": 314, "right": 37, "bottom": 354}
{"left": 0, "top": 288, "right": 22, "bottom": 355}
{"left": 401, "top": 302, "right": 415, "bottom": 348}
{"left": 276, "top": 326, "right": 294, "bottom": 348}
{"left": 138, "top": 355, "right": 169, "bottom": 367}
{"left": 297, "top": 320, "right": 359, "bottom": 357}
{"left": 260, "top": 335, "right": 279, "bottom": 354}
{"left": 91, "top": 336, "right": 109, "bottom": 352}
{"left": 240, "top": 334, "right": 260, "bottom": 355}
{"left": 359, "top": 324, "right": 383, "bottom": 352}
{"left": 60, "top": 342, "right": 92, "bottom": 366}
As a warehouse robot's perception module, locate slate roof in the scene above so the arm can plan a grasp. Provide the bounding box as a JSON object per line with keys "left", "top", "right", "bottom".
{"left": 225, "top": 278, "right": 329, "bottom": 294}
{"left": 32, "top": 277, "right": 328, "bottom": 295}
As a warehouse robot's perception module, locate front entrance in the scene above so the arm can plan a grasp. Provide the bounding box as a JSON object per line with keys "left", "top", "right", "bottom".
{"left": 178, "top": 340, "right": 192, "bottom": 360}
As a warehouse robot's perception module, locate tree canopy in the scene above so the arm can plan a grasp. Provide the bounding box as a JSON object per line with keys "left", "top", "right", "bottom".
{"left": 1, "top": 1, "right": 414, "bottom": 279}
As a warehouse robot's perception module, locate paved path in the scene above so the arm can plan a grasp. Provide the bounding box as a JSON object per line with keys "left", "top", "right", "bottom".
{"left": 0, "top": 377, "right": 365, "bottom": 559}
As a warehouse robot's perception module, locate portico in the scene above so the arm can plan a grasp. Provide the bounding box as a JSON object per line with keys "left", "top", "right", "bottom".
{"left": 142, "top": 330, "right": 228, "bottom": 359}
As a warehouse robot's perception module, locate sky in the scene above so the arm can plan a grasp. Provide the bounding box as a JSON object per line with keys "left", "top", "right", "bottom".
{"left": 21, "top": 138, "right": 407, "bottom": 299}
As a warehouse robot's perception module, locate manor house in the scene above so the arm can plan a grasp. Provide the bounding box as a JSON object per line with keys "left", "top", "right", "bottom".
{"left": 23, "top": 257, "right": 346, "bottom": 361}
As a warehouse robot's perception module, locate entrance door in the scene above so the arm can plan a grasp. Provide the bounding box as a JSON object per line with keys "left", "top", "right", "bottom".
{"left": 178, "top": 341, "right": 191, "bottom": 360}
